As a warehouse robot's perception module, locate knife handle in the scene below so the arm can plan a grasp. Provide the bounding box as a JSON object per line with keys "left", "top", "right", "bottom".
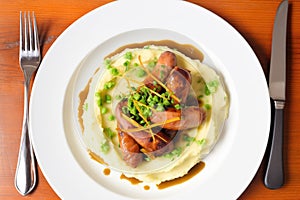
{"left": 264, "top": 100, "right": 284, "bottom": 189}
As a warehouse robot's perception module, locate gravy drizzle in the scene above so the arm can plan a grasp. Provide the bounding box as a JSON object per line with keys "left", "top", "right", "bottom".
{"left": 88, "top": 149, "right": 108, "bottom": 166}
{"left": 105, "top": 40, "right": 204, "bottom": 62}
{"left": 78, "top": 78, "right": 92, "bottom": 132}
{"left": 120, "top": 174, "right": 142, "bottom": 185}
{"left": 157, "top": 161, "right": 205, "bottom": 189}
{"left": 103, "top": 168, "right": 111, "bottom": 176}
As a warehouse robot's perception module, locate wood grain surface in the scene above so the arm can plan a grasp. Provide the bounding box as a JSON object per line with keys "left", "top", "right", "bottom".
{"left": 0, "top": 0, "right": 299, "bottom": 199}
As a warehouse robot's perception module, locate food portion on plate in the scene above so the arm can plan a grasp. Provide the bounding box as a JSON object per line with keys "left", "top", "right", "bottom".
{"left": 78, "top": 44, "right": 229, "bottom": 184}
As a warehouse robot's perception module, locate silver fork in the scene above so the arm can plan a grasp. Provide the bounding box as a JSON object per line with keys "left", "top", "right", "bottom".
{"left": 15, "top": 11, "right": 41, "bottom": 196}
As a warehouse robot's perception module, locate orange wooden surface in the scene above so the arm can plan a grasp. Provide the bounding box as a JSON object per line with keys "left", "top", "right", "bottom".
{"left": 0, "top": 0, "right": 299, "bottom": 199}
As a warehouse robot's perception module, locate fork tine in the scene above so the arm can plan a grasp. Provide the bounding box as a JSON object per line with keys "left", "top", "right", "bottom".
{"left": 24, "top": 12, "right": 28, "bottom": 52}
{"left": 32, "top": 12, "right": 39, "bottom": 52}
{"left": 27, "top": 12, "right": 33, "bottom": 52}
{"left": 19, "top": 11, "right": 22, "bottom": 54}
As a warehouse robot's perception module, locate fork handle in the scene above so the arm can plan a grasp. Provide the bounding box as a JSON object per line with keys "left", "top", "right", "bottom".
{"left": 15, "top": 77, "right": 37, "bottom": 196}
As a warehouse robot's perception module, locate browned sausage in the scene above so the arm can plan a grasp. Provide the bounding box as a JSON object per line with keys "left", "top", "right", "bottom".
{"left": 118, "top": 130, "right": 143, "bottom": 168}
{"left": 131, "top": 131, "right": 174, "bottom": 156}
{"left": 144, "top": 51, "right": 177, "bottom": 84}
{"left": 115, "top": 99, "right": 131, "bottom": 130}
{"left": 166, "top": 66, "right": 192, "bottom": 103}
{"left": 115, "top": 99, "right": 175, "bottom": 156}
{"left": 150, "top": 107, "right": 206, "bottom": 130}
{"left": 185, "top": 93, "right": 200, "bottom": 107}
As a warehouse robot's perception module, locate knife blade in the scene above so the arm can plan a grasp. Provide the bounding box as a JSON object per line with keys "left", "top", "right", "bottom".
{"left": 264, "top": 0, "right": 288, "bottom": 189}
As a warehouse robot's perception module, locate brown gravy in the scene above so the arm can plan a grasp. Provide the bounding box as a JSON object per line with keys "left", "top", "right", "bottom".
{"left": 78, "top": 68, "right": 100, "bottom": 133}
{"left": 105, "top": 40, "right": 204, "bottom": 62}
{"left": 103, "top": 168, "right": 111, "bottom": 176}
{"left": 118, "top": 161, "right": 205, "bottom": 190}
{"left": 78, "top": 78, "right": 92, "bottom": 132}
{"left": 157, "top": 161, "right": 205, "bottom": 190}
{"left": 88, "top": 150, "right": 108, "bottom": 166}
{"left": 120, "top": 174, "right": 143, "bottom": 185}
{"left": 144, "top": 185, "right": 150, "bottom": 190}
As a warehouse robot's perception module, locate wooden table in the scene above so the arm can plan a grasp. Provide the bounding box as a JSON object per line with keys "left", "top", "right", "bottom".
{"left": 0, "top": 0, "right": 299, "bottom": 199}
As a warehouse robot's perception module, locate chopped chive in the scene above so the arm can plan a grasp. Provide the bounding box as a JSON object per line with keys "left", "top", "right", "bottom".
{"left": 142, "top": 108, "right": 152, "bottom": 118}
{"left": 123, "top": 60, "right": 130, "bottom": 66}
{"left": 104, "top": 127, "right": 116, "bottom": 139}
{"left": 104, "top": 59, "right": 111, "bottom": 65}
{"left": 163, "top": 99, "right": 171, "bottom": 106}
{"left": 196, "top": 138, "right": 206, "bottom": 145}
{"left": 208, "top": 80, "right": 219, "bottom": 88}
{"left": 183, "top": 135, "right": 196, "bottom": 146}
{"left": 148, "top": 58, "right": 157, "bottom": 68}
{"left": 108, "top": 115, "right": 115, "bottom": 121}
{"left": 122, "top": 106, "right": 129, "bottom": 115}
{"left": 97, "top": 99, "right": 101, "bottom": 107}
{"left": 115, "top": 94, "right": 122, "bottom": 100}
{"left": 163, "top": 147, "right": 182, "bottom": 160}
{"left": 160, "top": 71, "right": 165, "bottom": 80}
{"left": 100, "top": 140, "right": 110, "bottom": 154}
{"left": 95, "top": 91, "right": 101, "bottom": 97}
{"left": 204, "top": 104, "right": 211, "bottom": 110}
{"left": 174, "top": 104, "right": 181, "bottom": 110}
{"left": 97, "top": 98, "right": 103, "bottom": 107}
{"left": 133, "top": 93, "right": 140, "bottom": 101}
{"left": 104, "top": 80, "right": 115, "bottom": 90}
{"left": 165, "top": 91, "right": 171, "bottom": 99}
{"left": 104, "top": 59, "right": 112, "bottom": 69}
{"left": 123, "top": 60, "right": 130, "bottom": 71}
{"left": 131, "top": 87, "right": 137, "bottom": 91}
{"left": 204, "top": 84, "right": 211, "bottom": 96}
{"left": 101, "top": 107, "right": 108, "bottom": 114}
{"left": 153, "top": 95, "right": 159, "bottom": 102}
{"left": 110, "top": 67, "right": 119, "bottom": 76}
{"left": 129, "top": 107, "right": 137, "bottom": 116}
{"left": 148, "top": 101, "right": 155, "bottom": 107}
{"left": 205, "top": 80, "right": 219, "bottom": 95}
{"left": 105, "top": 94, "right": 112, "bottom": 103}
{"left": 198, "top": 94, "right": 204, "bottom": 99}
{"left": 144, "top": 157, "right": 151, "bottom": 162}
{"left": 136, "top": 68, "right": 146, "bottom": 77}
{"left": 156, "top": 103, "right": 165, "bottom": 112}
{"left": 124, "top": 52, "right": 133, "bottom": 60}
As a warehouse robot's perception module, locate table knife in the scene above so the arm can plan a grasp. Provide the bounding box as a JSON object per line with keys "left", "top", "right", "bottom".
{"left": 264, "top": 0, "right": 288, "bottom": 189}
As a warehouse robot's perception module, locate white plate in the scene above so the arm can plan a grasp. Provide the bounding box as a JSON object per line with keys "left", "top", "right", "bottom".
{"left": 30, "top": 0, "right": 270, "bottom": 199}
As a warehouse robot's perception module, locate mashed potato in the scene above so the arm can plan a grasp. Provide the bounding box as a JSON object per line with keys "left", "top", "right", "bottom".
{"left": 79, "top": 45, "right": 229, "bottom": 184}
